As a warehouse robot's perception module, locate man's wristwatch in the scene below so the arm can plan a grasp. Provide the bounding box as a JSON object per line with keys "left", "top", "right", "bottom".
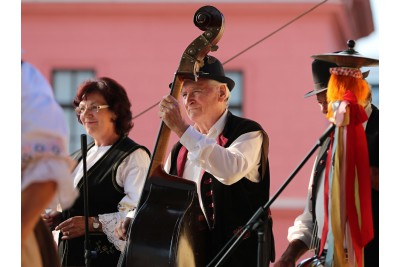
{"left": 93, "top": 216, "right": 100, "bottom": 230}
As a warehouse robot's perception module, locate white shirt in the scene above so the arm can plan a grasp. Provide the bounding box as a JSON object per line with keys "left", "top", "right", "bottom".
{"left": 71, "top": 144, "right": 150, "bottom": 251}
{"left": 165, "top": 109, "right": 263, "bottom": 217}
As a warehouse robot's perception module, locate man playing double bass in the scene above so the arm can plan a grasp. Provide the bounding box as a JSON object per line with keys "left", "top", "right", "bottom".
{"left": 159, "top": 55, "right": 274, "bottom": 266}
{"left": 116, "top": 55, "right": 274, "bottom": 266}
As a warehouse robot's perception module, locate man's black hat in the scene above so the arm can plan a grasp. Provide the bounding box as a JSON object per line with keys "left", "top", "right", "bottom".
{"left": 304, "top": 59, "right": 338, "bottom": 98}
{"left": 305, "top": 49, "right": 371, "bottom": 98}
{"left": 170, "top": 56, "right": 235, "bottom": 90}
{"left": 196, "top": 56, "right": 235, "bottom": 91}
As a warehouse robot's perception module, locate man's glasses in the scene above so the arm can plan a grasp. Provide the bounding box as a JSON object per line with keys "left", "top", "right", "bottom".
{"left": 75, "top": 105, "right": 109, "bottom": 115}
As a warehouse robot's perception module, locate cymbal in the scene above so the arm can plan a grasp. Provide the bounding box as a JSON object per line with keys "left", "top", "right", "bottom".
{"left": 311, "top": 40, "right": 379, "bottom": 68}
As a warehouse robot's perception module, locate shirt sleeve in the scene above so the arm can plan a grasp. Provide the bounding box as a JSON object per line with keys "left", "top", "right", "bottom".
{"left": 287, "top": 158, "right": 318, "bottom": 248}
{"left": 21, "top": 62, "right": 78, "bottom": 210}
{"left": 180, "top": 126, "right": 263, "bottom": 185}
{"left": 98, "top": 148, "right": 150, "bottom": 251}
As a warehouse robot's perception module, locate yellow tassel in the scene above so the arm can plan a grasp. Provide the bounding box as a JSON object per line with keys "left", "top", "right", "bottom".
{"left": 331, "top": 127, "right": 348, "bottom": 267}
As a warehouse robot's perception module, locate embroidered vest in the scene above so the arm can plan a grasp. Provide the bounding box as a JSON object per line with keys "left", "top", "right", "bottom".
{"left": 59, "top": 136, "right": 150, "bottom": 267}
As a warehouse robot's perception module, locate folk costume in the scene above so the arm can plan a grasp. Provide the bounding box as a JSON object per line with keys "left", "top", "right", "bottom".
{"left": 288, "top": 103, "right": 378, "bottom": 267}
{"left": 59, "top": 136, "right": 150, "bottom": 267}
{"left": 166, "top": 110, "right": 275, "bottom": 267}
{"left": 22, "top": 61, "right": 78, "bottom": 267}
{"left": 287, "top": 59, "right": 337, "bottom": 266}
{"left": 289, "top": 40, "right": 379, "bottom": 267}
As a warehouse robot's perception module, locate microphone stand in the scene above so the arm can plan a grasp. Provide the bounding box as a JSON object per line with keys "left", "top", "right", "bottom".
{"left": 207, "top": 124, "right": 335, "bottom": 267}
{"left": 81, "top": 134, "right": 97, "bottom": 266}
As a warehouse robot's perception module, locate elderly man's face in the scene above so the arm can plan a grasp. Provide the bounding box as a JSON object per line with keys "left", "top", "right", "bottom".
{"left": 181, "top": 78, "right": 225, "bottom": 123}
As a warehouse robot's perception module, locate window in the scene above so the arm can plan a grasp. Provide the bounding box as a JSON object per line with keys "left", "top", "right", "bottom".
{"left": 52, "top": 70, "right": 95, "bottom": 153}
{"left": 226, "top": 71, "right": 243, "bottom": 116}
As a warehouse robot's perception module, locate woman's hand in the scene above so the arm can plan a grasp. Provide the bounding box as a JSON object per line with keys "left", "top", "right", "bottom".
{"left": 55, "top": 216, "right": 90, "bottom": 240}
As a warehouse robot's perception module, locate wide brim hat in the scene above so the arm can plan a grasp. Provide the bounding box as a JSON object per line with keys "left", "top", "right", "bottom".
{"left": 311, "top": 40, "right": 379, "bottom": 68}
{"left": 304, "top": 72, "right": 370, "bottom": 98}
{"left": 304, "top": 60, "right": 370, "bottom": 98}
{"left": 170, "top": 55, "right": 235, "bottom": 91}
{"left": 305, "top": 41, "right": 375, "bottom": 98}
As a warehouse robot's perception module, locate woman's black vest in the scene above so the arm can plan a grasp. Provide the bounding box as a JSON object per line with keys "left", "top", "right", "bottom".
{"left": 59, "top": 136, "right": 150, "bottom": 267}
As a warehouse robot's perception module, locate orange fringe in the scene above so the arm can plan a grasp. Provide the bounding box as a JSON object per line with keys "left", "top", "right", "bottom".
{"left": 326, "top": 74, "right": 370, "bottom": 119}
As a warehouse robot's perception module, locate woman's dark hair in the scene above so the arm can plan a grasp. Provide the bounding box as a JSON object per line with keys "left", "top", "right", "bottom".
{"left": 73, "top": 77, "right": 133, "bottom": 136}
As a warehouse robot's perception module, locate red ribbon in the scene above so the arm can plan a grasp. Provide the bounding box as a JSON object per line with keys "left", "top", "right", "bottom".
{"left": 319, "top": 135, "right": 333, "bottom": 257}
{"left": 343, "top": 91, "right": 373, "bottom": 266}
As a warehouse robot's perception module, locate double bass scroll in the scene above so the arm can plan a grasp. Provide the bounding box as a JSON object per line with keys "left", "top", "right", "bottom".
{"left": 120, "top": 6, "right": 225, "bottom": 267}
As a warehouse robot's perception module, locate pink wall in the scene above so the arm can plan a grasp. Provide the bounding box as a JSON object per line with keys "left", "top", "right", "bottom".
{"left": 22, "top": 1, "right": 374, "bottom": 264}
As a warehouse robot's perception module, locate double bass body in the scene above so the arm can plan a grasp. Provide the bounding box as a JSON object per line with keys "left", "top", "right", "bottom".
{"left": 125, "top": 168, "right": 209, "bottom": 267}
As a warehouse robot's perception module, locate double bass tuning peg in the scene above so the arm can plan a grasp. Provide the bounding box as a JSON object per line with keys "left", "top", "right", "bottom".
{"left": 195, "top": 12, "right": 212, "bottom": 29}
{"left": 210, "top": 45, "right": 219, "bottom": 52}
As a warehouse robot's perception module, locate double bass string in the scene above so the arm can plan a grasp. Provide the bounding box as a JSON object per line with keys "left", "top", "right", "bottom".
{"left": 132, "top": 102, "right": 159, "bottom": 120}
{"left": 132, "top": 0, "right": 328, "bottom": 120}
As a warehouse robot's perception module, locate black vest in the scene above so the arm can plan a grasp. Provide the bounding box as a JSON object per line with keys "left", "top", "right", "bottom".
{"left": 169, "top": 111, "right": 274, "bottom": 267}
{"left": 364, "top": 105, "right": 379, "bottom": 267}
{"left": 59, "top": 136, "right": 150, "bottom": 267}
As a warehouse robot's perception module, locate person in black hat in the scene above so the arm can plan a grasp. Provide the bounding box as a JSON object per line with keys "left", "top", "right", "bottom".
{"left": 304, "top": 59, "right": 339, "bottom": 114}
{"left": 274, "top": 56, "right": 379, "bottom": 267}
{"left": 273, "top": 59, "right": 337, "bottom": 267}
{"left": 158, "top": 55, "right": 274, "bottom": 267}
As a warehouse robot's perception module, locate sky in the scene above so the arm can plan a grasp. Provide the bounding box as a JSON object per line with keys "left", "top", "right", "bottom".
{"left": 357, "top": 0, "right": 379, "bottom": 106}
{"left": 374, "top": 0, "right": 400, "bottom": 266}
{"left": 359, "top": 0, "right": 400, "bottom": 263}
{"left": 356, "top": 0, "right": 379, "bottom": 57}
{"left": 374, "top": 0, "right": 399, "bottom": 265}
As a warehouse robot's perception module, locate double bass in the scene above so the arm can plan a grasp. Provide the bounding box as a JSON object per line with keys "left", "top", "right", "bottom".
{"left": 119, "top": 6, "right": 225, "bottom": 267}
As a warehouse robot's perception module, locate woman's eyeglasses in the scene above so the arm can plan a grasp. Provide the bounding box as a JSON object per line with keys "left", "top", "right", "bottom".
{"left": 75, "top": 105, "right": 109, "bottom": 115}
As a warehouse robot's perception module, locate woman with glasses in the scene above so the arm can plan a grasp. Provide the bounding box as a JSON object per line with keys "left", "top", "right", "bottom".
{"left": 42, "top": 77, "right": 150, "bottom": 267}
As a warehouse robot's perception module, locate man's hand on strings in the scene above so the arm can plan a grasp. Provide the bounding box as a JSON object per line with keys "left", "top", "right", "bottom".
{"left": 159, "top": 95, "right": 189, "bottom": 137}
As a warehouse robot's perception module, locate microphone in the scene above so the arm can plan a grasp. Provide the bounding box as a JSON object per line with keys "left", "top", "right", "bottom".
{"left": 81, "top": 134, "right": 96, "bottom": 266}
{"left": 81, "top": 134, "right": 87, "bottom": 158}
{"left": 318, "top": 124, "right": 335, "bottom": 146}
